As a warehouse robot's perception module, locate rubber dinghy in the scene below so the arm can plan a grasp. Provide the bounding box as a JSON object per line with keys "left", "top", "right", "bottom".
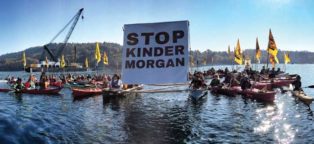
{"left": 292, "top": 90, "right": 313, "bottom": 105}
{"left": 72, "top": 88, "right": 103, "bottom": 98}
{"left": 189, "top": 88, "right": 208, "bottom": 101}
{"left": 18, "top": 87, "right": 62, "bottom": 95}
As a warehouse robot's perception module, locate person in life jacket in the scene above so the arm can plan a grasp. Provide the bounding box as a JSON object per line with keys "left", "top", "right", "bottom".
{"left": 292, "top": 75, "right": 303, "bottom": 91}
{"left": 269, "top": 68, "right": 276, "bottom": 79}
{"left": 102, "top": 75, "right": 110, "bottom": 89}
{"left": 24, "top": 74, "right": 36, "bottom": 89}
{"left": 240, "top": 74, "right": 251, "bottom": 90}
{"left": 190, "top": 72, "right": 206, "bottom": 89}
{"left": 111, "top": 74, "right": 123, "bottom": 89}
{"left": 14, "top": 78, "right": 24, "bottom": 92}
{"left": 39, "top": 73, "right": 49, "bottom": 89}
{"left": 210, "top": 74, "right": 221, "bottom": 87}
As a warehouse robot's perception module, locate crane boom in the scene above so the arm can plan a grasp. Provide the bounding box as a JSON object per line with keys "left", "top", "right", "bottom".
{"left": 42, "top": 8, "right": 84, "bottom": 62}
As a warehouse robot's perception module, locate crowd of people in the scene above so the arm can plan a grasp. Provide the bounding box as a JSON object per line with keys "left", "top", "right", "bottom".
{"left": 189, "top": 66, "right": 302, "bottom": 92}
{"left": 4, "top": 66, "right": 304, "bottom": 93}
{"left": 5, "top": 72, "right": 125, "bottom": 91}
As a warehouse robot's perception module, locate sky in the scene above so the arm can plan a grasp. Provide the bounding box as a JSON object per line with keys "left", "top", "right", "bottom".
{"left": 0, "top": 0, "right": 314, "bottom": 55}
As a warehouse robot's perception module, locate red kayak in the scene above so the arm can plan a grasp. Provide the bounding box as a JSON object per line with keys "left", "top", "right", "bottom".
{"left": 19, "top": 87, "right": 61, "bottom": 95}
{"left": 50, "top": 81, "right": 63, "bottom": 88}
{"left": 0, "top": 88, "right": 12, "bottom": 92}
{"left": 211, "top": 86, "right": 240, "bottom": 96}
{"left": 259, "top": 79, "right": 294, "bottom": 88}
{"left": 273, "top": 79, "right": 294, "bottom": 87}
{"left": 251, "top": 82, "right": 272, "bottom": 90}
{"left": 240, "top": 88, "right": 276, "bottom": 102}
{"left": 72, "top": 88, "right": 103, "bottom": 98}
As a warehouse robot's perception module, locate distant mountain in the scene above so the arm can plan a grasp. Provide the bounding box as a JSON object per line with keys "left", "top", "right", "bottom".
{"left": 0, "top": 43, "right": 313, "bottom": 71}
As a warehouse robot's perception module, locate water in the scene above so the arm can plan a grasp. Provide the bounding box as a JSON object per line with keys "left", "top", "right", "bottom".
{"left": 0, "top": 64, "right": 313, "bottom": 143}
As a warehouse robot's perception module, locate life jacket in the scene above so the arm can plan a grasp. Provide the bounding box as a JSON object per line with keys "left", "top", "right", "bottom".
{"left": 24, "top": 82, "right": 31, "bottom": 88}
{"left": 14, "top": 83, "right": 24, "bottom": 90}
{"left": 111, "top": 80, "right": 120, "bottom": 88}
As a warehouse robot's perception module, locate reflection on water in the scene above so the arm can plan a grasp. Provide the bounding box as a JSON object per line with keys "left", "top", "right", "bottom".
{"left": 0, "top": 65, "right": 314, "bottom": 143}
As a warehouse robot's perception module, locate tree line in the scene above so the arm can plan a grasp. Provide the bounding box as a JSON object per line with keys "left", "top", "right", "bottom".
{"left": 0, "top": 42, "right": 312, "bottom": 71}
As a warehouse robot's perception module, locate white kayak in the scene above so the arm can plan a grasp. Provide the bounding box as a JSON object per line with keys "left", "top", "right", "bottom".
{"left": 189, "top": 88, "right": 208, "bottom": 101}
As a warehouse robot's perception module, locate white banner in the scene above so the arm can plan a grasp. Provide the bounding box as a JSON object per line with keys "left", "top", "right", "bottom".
{"left": 122, "top": 21, "right": 190, "bottom": 84}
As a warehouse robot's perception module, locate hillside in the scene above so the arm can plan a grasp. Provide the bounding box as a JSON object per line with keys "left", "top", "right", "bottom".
{"left": 191, "top": 49, "right": 314, "bottom": 65}
{"left": 0, "top": 43, "right": 313, "bottom": 71}
{"left": 0, "top": 42, "right": 122, "bottom": 71}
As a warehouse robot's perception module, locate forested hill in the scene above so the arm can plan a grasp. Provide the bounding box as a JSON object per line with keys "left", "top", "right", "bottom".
{"left": 190, "top": 49, "right": 314, "bottom": 65}
{"left": 0, "top": 42, "right": 122, "bottom": 71}
{"left": 0, "top": 42, "right": 313, "bottom": 71}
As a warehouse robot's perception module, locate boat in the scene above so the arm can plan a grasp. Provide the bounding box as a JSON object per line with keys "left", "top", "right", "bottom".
{"left": 25, "top": 8, "right": 85, "bottom": 73}
{"left": 251, "top": 81, "right": 272, "bottom": 90}
{"left": 210, "top": 86, "right": 240, "bottom": 97}
{"left": 240, "top": 88, "right": 276, "bottom": 102}
{"left": 103, "top": 84, "right": 143, "bottom": 97}
{"left": 272, "top": 79, "right": 294, "bottom": 87}
{"left": 0, "top": 88, "right": 12, "bottom": 92}
{"left": 291, "top": 90, "right": 313, "bottom": 105}
{"left": 25, "top": 66, "right": 87, "bottom": 73}
{"left": 189, "top": 88, "right": 208, "bottom": 101}
{"left": 72, "top": 87, "right": 103, "bottom": 98}
{"left": 18, "top": 87, "right": 62, "bottom": 95}
{"left": 50, "top": 81, "right": 63, "bottom": 87}
{"left": 259, "top": 79, "right": 294, "bottom": 88}
{"left": 63, "top": 82, "right": 95, "bottom": 88}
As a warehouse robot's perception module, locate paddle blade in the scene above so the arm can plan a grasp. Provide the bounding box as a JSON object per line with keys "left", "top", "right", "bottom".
{"left": 307, "top": 85, "right": 314, "bottom": 88}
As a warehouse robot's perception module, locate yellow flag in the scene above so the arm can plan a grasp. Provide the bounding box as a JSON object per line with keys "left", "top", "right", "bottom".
{"left": 85, "top": 57, "right": 89, "bottom": 68}
{"left": 103, "top": 51, "right": 108, "bottom": 65}
{"left": 234, "top": 39, "right": 243, "bottom": 65}
{"left": 269, "top": 55, "right": 277, "bottom": 68}
{"left": 95, "top": 42, "right": 101, "bottom": 63}
{"left": 256, "top": 38, "right": 261, "bottom": 62}
{"left": 274, "top": 55, "right": 279, "bottom": 64}
{"left": 267, "top": 29, "right": 278, "bottom": 57}
{"left": 284, "top": 52, "right": 291, "bottom": 64}
{"left": 60, "top": 55, "right": 65, "bottom": 68}
{"left": 22, "top": 51, "right": 26, "bottom": 67}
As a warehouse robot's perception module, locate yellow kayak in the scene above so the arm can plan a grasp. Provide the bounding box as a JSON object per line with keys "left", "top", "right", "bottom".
{"left": 292, "top": 91, "right": 314, "bottom": 105}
